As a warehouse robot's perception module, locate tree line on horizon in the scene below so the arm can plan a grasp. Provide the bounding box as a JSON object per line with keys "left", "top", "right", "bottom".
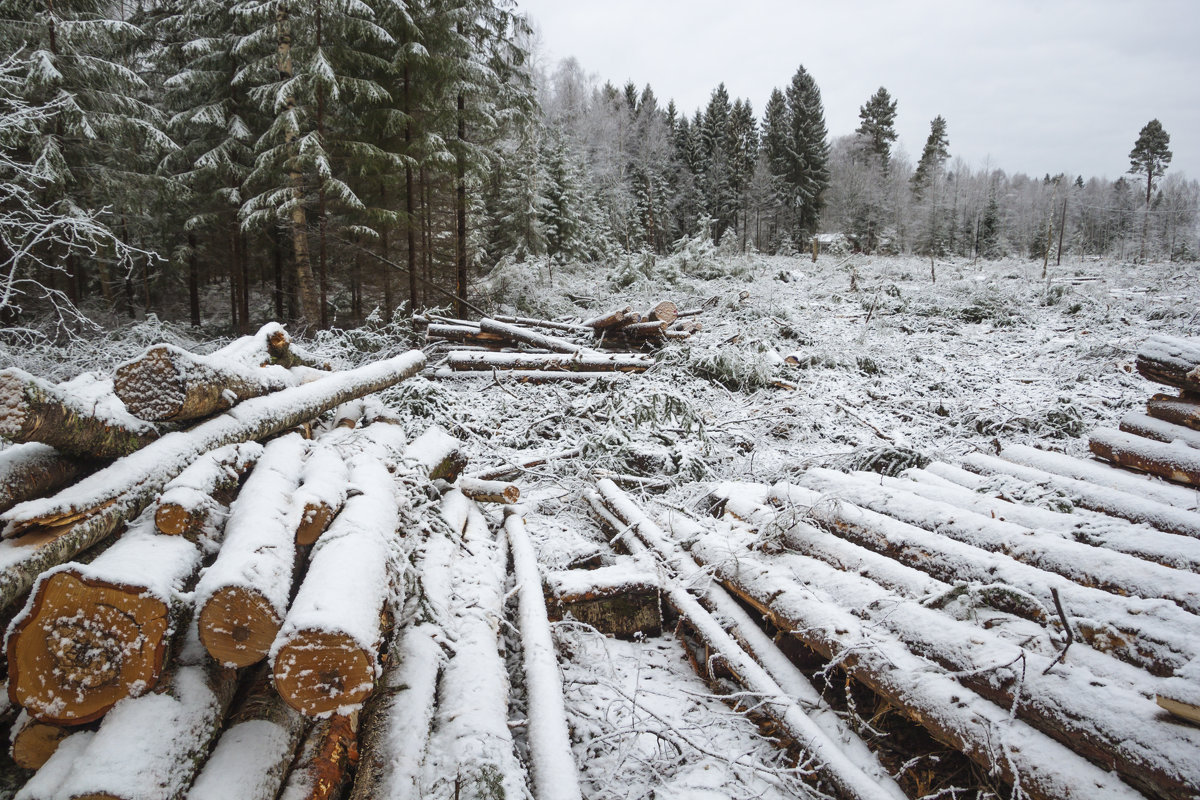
{"left": 0, "top": 1, "right": 1194, "bottom": 340}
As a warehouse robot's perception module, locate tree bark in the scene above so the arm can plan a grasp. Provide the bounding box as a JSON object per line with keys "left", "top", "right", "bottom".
{"left": 1090, "top": 427, "right": 1200, "bottom": 486}
{"left": 0, "top": 444, "right": 89, "bottom": 515}
{"left": 1119, "top": 411, "right": 1200, "bottom": 449}
{"left": 279, "top": 713, "right": 359, "bottom": 800}
{"left": 456, "top": 477, "right": 519, "bottom": 504}
{"left": 154, "top": 441, "right": 261, "bottom": 539}
{"left": 1137, "top": 335, "right": 1200, "bottom": 392}
{"left": 446, "top": 352, "right": 650, "bottom": 373}
{"left": 478, "top": 318, "right": 590, "bottom": 354}
{"left": 1147, "top": 392, "right": 1200, "bottom": 431}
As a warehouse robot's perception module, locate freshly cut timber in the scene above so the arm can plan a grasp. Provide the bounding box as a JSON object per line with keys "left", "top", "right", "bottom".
{"left": 492, "top": 314, "right": 589, "bottom": 333}
{"left": 294, "top": 437, "right": 350, "bottom": 546}
{"left": 1146, "top": 393, "right": 1200, "bottom": 431}
{"left": 9, "top": 711, "right": 74, "bottom": 770}
{"left": 0, "top": 368, "right": 160, "bottom": 458}
{"left": 1090, "top": 427, "right": 1200, "bottom": 485}
{"left": 29, "top": 657, "right": 238, "bottom": 800}
{"left": 0, "top": 443, "right": 87, "bottom": 515}
{"left": 0, "top": 349, "right": 425, "bottom": 612}
{"left": 187, "top": 664, "right": 307, "bottom": 800}
{"left": 6, "top": 526, "right": 203, "bottom": 724}
{"left": 645, "top": 301, "right": 678, "bottom": 325}
{"left": 582, "top": 307, "right": 633, "bottom": 330}
{"left": 278, "top": 713, "right": 359, "bottom": 800}
{"left": 455, "top": 477, "right": 520, "bottom": 504}
{"left": 433, "top": 367, "right": 625, "bottom": 384}
{"left": 425, "top": 323, "right": 507, "bottom": 345}
{"left": 404, "top": 426, "right": 467, "bottom": 482}
{"left": 271, "top": 451, "right": 400, "bottom": 715}
{"left": 114, "top": 343, "right": 297, "bottom": 422}
{"left": 1119, "top": 411, "right": 1200, "bottom": 449}
{"left": 504, "top": 511, "right": 583, "bottom": 800}
{"left": 445, "top": 351, "right": 652, "bottom": 373}
{"left": 615, "top": 320, "right": 668, "bottom": 339}
{"left": 195, "top": 434, "right": 308, "bottom": 668}
{"left": 154, "top": 441, "right": 262, "bottom": 539}
{"left": 1136, "top": 334, "right": 1200, "bottom": 391}
{"left": 478, "top": 318, "right": 591, "bottom": 354}
{"left": 543, "top": 563, "right": 662, "bottom": 638}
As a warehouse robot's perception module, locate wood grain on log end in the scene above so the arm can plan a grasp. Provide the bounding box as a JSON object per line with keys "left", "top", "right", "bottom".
{"left": 113, "top": 346, "right": 190, "bottom": 421}
{"left": 1157, "top": 694, "right": 1200, "bottom": 725}
{"left": 10, "top": 717, "right": 71, "bottom": 770}
{"left": 154, "top": 502, "right": 198, "bottom": 537}
{"left": 198, "top": 586, "right": 282, "bottom": 668}
{"left": 273, "top": 630, "right": 375, "bottom": 717}
{"left": 8, "top": 572, "right": 170, "bottom": 724}
{"left": 295, "top": 502, "right": 336, "bottom": 546}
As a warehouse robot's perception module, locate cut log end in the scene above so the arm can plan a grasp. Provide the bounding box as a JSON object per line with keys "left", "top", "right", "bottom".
{"left": 273, "top": 630, "right": 376, "bottom": 717}
{"left": 1157, "top": 694, "right": 1200, "bottom": 725}
{"left": 8, "top": 571, "right": 170, "bottom": 724}
{"left": 10, "top": 717, "right": 71, "bottom": 770}
{"left": 296, "top": 502, "right": 337, "bottom": 546}
{"left": 198, "top": 586, "right": 282, "bottom": 669}
{"left": 113, "top": 346, "right": 189, "bottom": 422}
{"left": 154, "top": 502, "right": 199, "bottom": 537}
{"left": 457, "top": 477, "right": 520, "bottom": 504}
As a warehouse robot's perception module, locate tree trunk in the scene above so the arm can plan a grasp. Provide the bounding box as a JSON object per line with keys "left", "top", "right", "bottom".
{"left": 0, "top": 443, "right": 89, "bottom": 515}
{"left": 1147, "top": 393, "right": 1200, "bottom": 431}
{"left": 1137, "top": 335, "right": 1200, "bottom": 392}
{"left": 1090, "top": 427, "right": 1200, "bottom": 486}
{"left": 405, "top": 60, "right": 419, "bottom": 314}
{"left": 456, "top": 85, "right": 468, "bottom": 320}
{"left": 456, "top": 477, "right": 519, "bottom": 504}
{"left": 478, "top": 318, "right": 590, "bottom": 354}
{"left": 446, "top": 352, "right": 650, "bottom": 373}
{"left": 154, "top": 441, "right": 262, "bottom": 539}
{"left": 0, "top": 369, "right": 160, "bottom": 459}
{"left": 188, "top": 233, "right": 201, "bottom": 328}
{"left": 403, "top": 426, "right": 467, "bottom": 482}
{"left": 279, "top": 713, "right": 359, "bottom": 800}
{"left": 9, "top": 711, "right": 77, "bottom": 771}
{"left": 294, "top": 438, "right": 348, "bottom": 546}
{"left": 1119, "top": 411, "right": 1200, "bottom": 449}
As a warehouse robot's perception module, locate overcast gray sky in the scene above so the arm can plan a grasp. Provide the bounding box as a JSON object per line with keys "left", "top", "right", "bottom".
{"left": 515, "top": 0, "right": 1200, "bottom": 182}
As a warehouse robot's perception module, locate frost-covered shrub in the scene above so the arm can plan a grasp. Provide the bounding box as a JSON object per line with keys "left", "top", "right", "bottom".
{"left": 677, "top": 341, "right": 782, "bottom": 392}
{"left": 479, "top": 257, "right": 575, "bottom": 318}
{"left": 581, "top": 387, "right": 711, "bottom": 481}
{"left": 960, "top": 399, "right": 1085, "bottom": 439}
{"left": 957, "top": 294, "right": 1024, "bottom": 327}
{"left": 828, "top": 446, "right": 930, "bottom": 477}
{"left": 311, "top": 309, "right": 416, "bottom": 366}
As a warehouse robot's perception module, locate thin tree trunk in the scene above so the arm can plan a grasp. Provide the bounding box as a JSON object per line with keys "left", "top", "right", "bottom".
{"left": 189, "top": 233, "right": 201, "bottom": 328}
{"left": 1056, "top": 195, "right": 1068, "bottom": 266}
{"left": 405, "top": 61, "right": 418, "bottom": 313}
{"left": 456, "top": 83, "right": 468, "bottom": 319}
{"left": 238, "top": 230, "right": 250, "bottom": 331}
{"left": 273, "top": 227, "right": 285, "bottom": 320}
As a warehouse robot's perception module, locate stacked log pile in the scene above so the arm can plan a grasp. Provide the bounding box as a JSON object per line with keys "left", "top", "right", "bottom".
{"left": 1086, "top": 334, "right": 1200, "bottom": 485}
{"left": 422, "top": 301, "right": 703, "bottom": 384}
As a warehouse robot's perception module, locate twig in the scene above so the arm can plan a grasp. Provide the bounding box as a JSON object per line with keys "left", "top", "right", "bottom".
{"left": 1042, "top": 588, "right": 1074, "bottom": 675}
{"left": 832, "top": 400, "right": 894, "bottom": 442}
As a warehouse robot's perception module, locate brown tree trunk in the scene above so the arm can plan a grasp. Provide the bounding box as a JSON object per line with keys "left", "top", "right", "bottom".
{"left": 280, "top": 713, "right": 359, "bottom": 800}
{"left": 1090, "top": 427, "right": 1200, "bottom": 486}
{"left": 0, "top": 444, "right": 89, "bottom": 515}
{"left": 189, "top": 233, "right": 202, "bottom": 327}
{"left": 456, "top": 84, "right": 468, "bottom": 320}
{"left": 1147, "top": 393, "right": 1200, "bottom": 431}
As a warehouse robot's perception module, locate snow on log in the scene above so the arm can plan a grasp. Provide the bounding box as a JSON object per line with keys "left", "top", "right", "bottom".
{"left": 798, "top": 467, "right": 1200, "bottom": 615}
{"left": 403, "top": 426, "right": 467, "bottom": 482}
{"left": 581, "top": 307, "right": 632, "bottom": 330}
{"left": 1120, "top": 411, "right": 1200, "bottom": 449}
{"left": 645, "top": 300, "right": 678, "bottom": 325}
{"left": 277, "top": 712, "right": 358, "bottom": 800}
{"left": 271, "top": 451, "right": 400, "bottom": 716}
{"left": 679, "top": 508, "right": 1194, "bottom": 800}
{"left": 0, "top": 349, "right": 425, "bottom": 612}
{"left": 331, "top": 399, "right": 365, "bottom": 429}
{"left": 432, "top": 367, "right": 626, "bottom": 384}
{"left": 997, "top": 442, "right": 1200, "bottom": 509}
{"left": 590, "top": 481, "right": 908, "bottom": 800}
{"left": 6, "top": 520, "right": 202, "bottom": 724}
{"left": 37, "top": 655, "right": 238, "bottom": 800}
{"left": 961, "top": 451, "right": 1200, "bottom": 539}
{"left": 12, "top": 729, "right": 93, "bottom": 800}
{"left": 1146, "top": 393, "right": 1200, "bottom": 431}
{"left": 543, "top": 562, "right": 662, "bottom": 638}
{"left": 154, "top": 441, "right": 262, "bottom": 540}
{"left": 445, "top": 351, "right": 652, "bottom": 373}
{"left": 492, "top": 315, "right": 590, "bottom": 333}
{"left": 1090, "top": 427, "right": 1200, "bottom": 486}
{"left": 893, "top": 466, "right": 1200, "bottom": 573}
{"left": 0, "top": 369, "right": 160, "bottom": 458}
{"left": 614, "top": 320, "right": 667, "bottom": 339}
{"left": 424, "top": 323, "right": 507, "bottom": 346}
{"left": 186, "top": 665, "right": 306, "bottom": 800}
{"left": 771, "top": 481, "right": 1200, "bottom": 675}
{"left": 1136, "top": 334, "right": 1200, "bottom": 391}
{"left": 293, "top": 438, "right": 349, "bottom": 546}
{"left": 466, "top": 446, "right": 583, "bottom": 482}
{"left": 505, "top": 511, "right": 582, "bottom": 800}
{"left": 478, "top": 317, "right": 591, "bottom": 354}
{"left": 456, "top": 477, "right": 519, "bottom": 504}
{"left": 0, "top": 444, "right": 87, "bottom": 516}
{"left": 9, "top": 710, "right": 73, "bottom": 771}
{"left": 421, "top": 492, "right": 527, "bottom": 800}
{"left": 195, "top": 434, "right": 308, "bottom": 668}
{"left": 113, "top": 344, "right": 297, "bottom": 422}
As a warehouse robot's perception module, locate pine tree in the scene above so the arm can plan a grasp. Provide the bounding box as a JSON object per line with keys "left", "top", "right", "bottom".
{"left": 856, "top": 86, "right": 898, "bottom": 169}
{"left": 910, "top": 115, "right": 949, "bottom": 201}
{"left": 1129, "top": 118, "right": 1172, "bottom": 207}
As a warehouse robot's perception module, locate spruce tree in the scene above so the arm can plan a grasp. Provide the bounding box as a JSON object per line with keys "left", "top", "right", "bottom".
{"left": 782, "top": 65, "right": 830, "bottom": 240}
{"left": 911, "top": 115, "right": 949, "bottom": 201}
{"left": 699, "top": 83, "right": 735, "bottom": 242}
{"left": 856, "top": 86, "right": 898, "bottom": 168}
{"left": 728, "top": 98, "right": 758, "bottom": 250}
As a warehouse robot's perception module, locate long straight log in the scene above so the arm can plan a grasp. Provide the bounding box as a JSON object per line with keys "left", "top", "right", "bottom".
{"left": 271, "top": 451, "right": 399, "bottom": 716}
{"left": 465, "top": 446, "right": 583, "bottom": 482}
{"left": 154, "top": 441, "right": 263, "bottom": 539}
{"left": 588, "top": 483, "right": 919, "bottom": 800}
{"left": 1120, "top": 411, "right": 1200, "bottom": 449}
{"left": 478, "top": 318, "right": 590, "bottom": 354}
{"left": 1136, "top": 334, "right": 1200, "bottom": 391}
{"left": 679, "top": 507, "right": 1192, "bottom": 800}
{"left": 504, "top": 511, "right": 582, "bottom": 800}
{"left": 0, "top": 350, "right": 425, "bottom": 612}
{"left": 0, "top": 369, "right": 159, "bottom": 458}
{"left": 425, "top": 323, "right": 507, "bottom": 345}
{"left": 186, "top": 664, "right": 307, "bottom": 800}
{"left": 456, "top": 477, "right": 519, "bottom": 504}
{"left": 403, "top": 426, "right": 466, "bottom": 482}
{"left": 614, "top": 320, "right": 667, "bottom": 338}
{"left": 492, "top": 315, "right": 589, "bottom": 333}
{"left": 0, "top": 444, "right": 88, "bottom": 516}
{"left": 581, "top": 307, "right": 632, "bottom": 330}
{"left": 433, "top": 367, "right": 626, "bottom": 384}
{"left": 278, "top": 713, "right": 359, "bottom": 800}
{"left": 445, "top": 351, "right": 652, "bottom": 373}
{"left": 294, "top": 437, "right": 349, "bottom": 546}
{"left": 1090, "top": 427, "right": 1200, "bottom": 486}
{"left": 195, "top": 434, "right": 308, "bottom": 668}
{"left": 1147, "top": 393, "right": 1200, "bottom": 431}
{"left": 114, "top": 344, "right": 297, "bottom": 422}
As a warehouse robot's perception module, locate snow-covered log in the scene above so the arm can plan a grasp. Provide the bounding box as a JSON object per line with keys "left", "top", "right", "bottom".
{"left": 0, "top": 444, "right": 86, "bottom": 516}
{"left": 961, "top": 451, "right": 1200, "bottom": 538}
{"left": 466, "top": 446, "right": 582, "bottom": 482}
{"left": 479, "top": 317, "right": 591, "bottom": 354}
{"left": 492, "top": 314, "right": 590, "bottom": 333}
{"left": 194, "top": 434, "right": 308, "bottom": 668}
{"left": 114, "top": 344, "right": 297, "bottom": 422}
{"left": 645, "top": 300, "right": 678, "bottom": 325}
{"left": 581, "top": 306, "right": 633, "bottom": 329}
{"left": 678, "top": 507, "right": 1195, "bottom": 800}
{"left": 1146, "top": 392, "right": 1200, "bottom": 431}
{"left": 421, "top": 492, "right": 527, "bottom": 800}
{"left": 8, "top": 711, "right": 72, "bottom": 771}
{"left": 798, "top": 467, "right": 1200, "bottom": 615}
{"left": 293, "top": 438, "right": 349, "bottom": 546}
{"left": 0, "top": 369, "right": 160, "bottom": 458}
{"left": 154, "top": 441, "right": 262, "bottom": 539}
{"left": 6, "top": 523, "right": 203, "bottom": 724}
{"left": 271, "top": 451, "right": 400, "bottom": 716}
{"left": 278, "top": 713, "right": 358, "bottom": 800}
{"left": 772, "top": 481, "right": 1200, "bottom": 675}
{"left": 433, "top": 367, "right": 626, "bottom": 384}
{"left": 456, "top": 476, "right": 519, "bottom": 504}
{"left": 1136, "top": 334, "right": 1200, "bottom": 391}
{"left": 445, "top": 351, "right": 651, "bottom": 373}
{"left": 615, "top": 320, "right": 668, "bottom": 339}
{"left": 0, "top": 349, "right": 425, "bottom": 612}
{"left": 1120, "top": 411, "right": 1200, "bottom": 449}
{"left": 12, "top": 729, "right": 93, "bottom": 800}
{"left": 1090, "top": 427, "right": 1200, "bottom": 486}
{"left": 186, "top": 665, "right": 306, "bottom": 800}
{"left": 403, "top": 426, "right": 467, "bottom": 482}
{"left": 589, "top": 482, "right": 909, "bottom": 800}
{"left": 543, "top": 562, "right": 662, "bottom": 638}
{"left": 504, "top": 510, "right": 583, "bottom": 800}
{"left": 32, "top": 655, "right": 238, "bottom": 800}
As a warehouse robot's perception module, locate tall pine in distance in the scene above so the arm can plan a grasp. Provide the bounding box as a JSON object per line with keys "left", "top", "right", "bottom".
{"left": 782, "top": 64, "right": 830, "bottom": 243}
